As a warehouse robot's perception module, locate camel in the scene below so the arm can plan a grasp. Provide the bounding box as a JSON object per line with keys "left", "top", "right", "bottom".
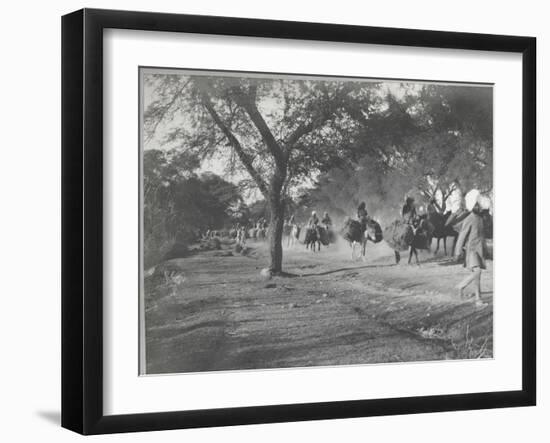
{"left": 384, "top": 216, "right": 434, "bottom": 265}
{"left": 341, "top": 217, "right": 383, "bottom": 261}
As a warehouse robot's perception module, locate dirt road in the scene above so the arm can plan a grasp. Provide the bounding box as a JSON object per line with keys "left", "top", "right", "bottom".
{"left": 144, "top": 239, "right": 493, "bottom": 374}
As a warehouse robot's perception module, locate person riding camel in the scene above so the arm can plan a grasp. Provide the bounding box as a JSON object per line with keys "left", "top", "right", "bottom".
{"left": 321, "top": 211, "right": 332, "bottom": 230}
{"left": 402, "top": 196, "right": 417, "bottom": 225}
{"left": 357, "top": 202, "right": 369, "bottom": 232}
{"left": 309, "top": 211, "right": 321, "bottom": 238}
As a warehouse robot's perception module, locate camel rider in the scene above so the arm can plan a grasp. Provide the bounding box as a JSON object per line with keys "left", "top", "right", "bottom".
{"left": 321, "top": 211, "right": 332, "bottom": 230}
{"left": 402, "top": 196, "right": 417, "bottom": 225}
{"left": 357, "top": 201, "right": 369, "bottom": 232}
{"left": 309, "top": 211, "right": 319, "bottom": 226}
{"left": 309, "top": 211, "right": 321, "bottom": 238}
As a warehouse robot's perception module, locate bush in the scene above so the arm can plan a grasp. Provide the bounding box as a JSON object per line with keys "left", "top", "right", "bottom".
{"left": 162, "top": 243, "right": 190, "bottom": 261}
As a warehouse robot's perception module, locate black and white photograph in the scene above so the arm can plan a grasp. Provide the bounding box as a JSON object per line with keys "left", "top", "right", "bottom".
{"left": 141, "top": 69, "right": 494, "bottom": 375}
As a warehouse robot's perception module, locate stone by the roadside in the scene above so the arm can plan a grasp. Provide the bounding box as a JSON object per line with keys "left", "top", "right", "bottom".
{"left": 260, "top": 268, "right": 272, "bottom": 280}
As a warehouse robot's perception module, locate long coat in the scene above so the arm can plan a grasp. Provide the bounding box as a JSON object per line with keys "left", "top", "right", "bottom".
{"left": 455, "top": 211, "right": 487, "bottom": 269}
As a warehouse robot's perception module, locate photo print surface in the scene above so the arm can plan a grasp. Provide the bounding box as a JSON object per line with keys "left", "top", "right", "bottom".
{"left": 140, "top": 68, "right": 493, "bottom": 375}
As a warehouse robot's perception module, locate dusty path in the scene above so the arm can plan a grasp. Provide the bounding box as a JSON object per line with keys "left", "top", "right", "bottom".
{"left": 145, "top": 239, "right": 493, "bottom": 374}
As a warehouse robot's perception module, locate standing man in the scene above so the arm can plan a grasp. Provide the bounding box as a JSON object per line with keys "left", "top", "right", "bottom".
{"left": 455, "top": 190, "right": 487, "bottom": 308}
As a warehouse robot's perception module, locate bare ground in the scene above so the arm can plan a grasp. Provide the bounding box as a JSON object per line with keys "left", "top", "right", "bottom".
{"left": 144, "top": 239, "right": 493, "bottom": 374}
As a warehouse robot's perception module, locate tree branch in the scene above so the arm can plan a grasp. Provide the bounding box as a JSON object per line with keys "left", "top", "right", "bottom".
{"left": 420, "top": 189, "right": 433, "bottom": 200}
{"left": 145, "top": 79, "right": 192, "bottom": 143}
{"left": 194, "top": 78, "right": 269, "bottom": 198}
{"left": 231, "top": 88, "right": 287, "bottom": 171}
{"left": 285, "top": 84, "right": 356, "bottom": 158}
{"left": 286, "top": 121, "right": 315, "bottom": 149}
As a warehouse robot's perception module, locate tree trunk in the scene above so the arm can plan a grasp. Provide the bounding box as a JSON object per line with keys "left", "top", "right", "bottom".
{"left": 265, "top": 158, "right": 288, "bottom": 274}
{"left": 268, "top": 197, "right": 285, "bottom": 274}
{"left": 454, "top": 181, "right": 465, "bottom": 210}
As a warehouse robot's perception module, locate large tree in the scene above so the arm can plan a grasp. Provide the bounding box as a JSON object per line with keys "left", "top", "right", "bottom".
{"left": 144, "top": 74, "right": 376, "bottom": 273}
{"left": 400, "top": 85, "right": 493, "bottom": 209}
{"left": 297, "top": 84, "right": 493, "bottom": 221}
{"left": 352, "top": 84, "right": 492, "bottom": 210}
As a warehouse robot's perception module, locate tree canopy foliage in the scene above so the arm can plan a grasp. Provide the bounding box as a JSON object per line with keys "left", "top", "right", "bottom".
{"left": 299, "top": 84, "right": 493, "bottom": 224}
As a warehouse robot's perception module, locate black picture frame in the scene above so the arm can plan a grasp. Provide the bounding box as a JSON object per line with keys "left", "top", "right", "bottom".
{"left": 62, "top": 8, "right": 536, "bottom": 435}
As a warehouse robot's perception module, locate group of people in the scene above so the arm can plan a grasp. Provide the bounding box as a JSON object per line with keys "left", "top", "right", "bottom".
{"left": 224, "top": 218, "right": 271, "bottom": 246}
{"left": 401, "top": 195, "right": 442, "bottom": 227}
{"left": 246, "top": 192, "right": 489, "bottom": 307}
{"left": 401, "top": 193, "right": 489, "bottom": 307}
{"left": 306, "top": 210, "right": 333, "bottom": 237}
{"left": 291, "top": 201, "right": 370, "bottom": 241}
{"left": 335, "top": 194, "right": 488, "bottom": 308}
{"left": 253, "top": 218, "right": 269, "bottom": 230}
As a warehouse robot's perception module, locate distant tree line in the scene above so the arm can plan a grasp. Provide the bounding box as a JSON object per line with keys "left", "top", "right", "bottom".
{"left": 144, "top": 149, "right": 245, "bottom": 268}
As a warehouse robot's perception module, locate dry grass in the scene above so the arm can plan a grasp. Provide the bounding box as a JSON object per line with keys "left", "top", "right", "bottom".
{"left": 451, "top": 324, "right": 491, "bottom": 359}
